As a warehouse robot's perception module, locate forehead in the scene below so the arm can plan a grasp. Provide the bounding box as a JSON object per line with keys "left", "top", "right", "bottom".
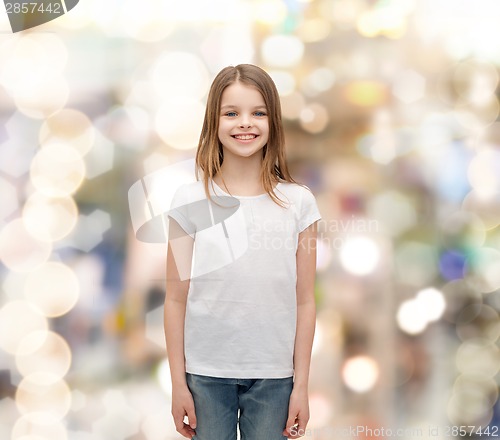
{"left": 220, "top": 82, "right": 266, "bottom": 106}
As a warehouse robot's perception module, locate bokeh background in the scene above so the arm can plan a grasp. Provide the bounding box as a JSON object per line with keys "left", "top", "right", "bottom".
{"left": 1, "top": 0, "right": 500, "bottom": 439}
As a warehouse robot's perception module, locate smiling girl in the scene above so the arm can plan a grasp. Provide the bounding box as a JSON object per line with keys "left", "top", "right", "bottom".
{"left": 164, "top": 64, "right": 321, "bottom": 440}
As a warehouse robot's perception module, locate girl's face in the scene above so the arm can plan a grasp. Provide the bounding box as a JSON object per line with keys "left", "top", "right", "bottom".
{"left": 218, "top": 81, "right": 269, "bottom": 160}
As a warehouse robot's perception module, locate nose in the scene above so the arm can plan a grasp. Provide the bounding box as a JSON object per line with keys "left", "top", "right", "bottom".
{"left": 238, "top": 114, "right": 252, "bottom": 128}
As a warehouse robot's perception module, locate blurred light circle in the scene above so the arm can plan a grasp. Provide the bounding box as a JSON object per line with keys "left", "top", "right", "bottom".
{"left": 438, "top": 211, "right": 486, "bottom": 249}
{"left": 149, "top": 52, "right": 209, "bottom": 101}
{"left": 252, "top": 0, "right": 287, "bottom": 25}
{"left": 464, "top": 247, "right": 500, "bottom": 293}
{"left": 16, "top": 331, "right": 72, "bottom": 379}
{"left": 462, "top": 190, "right": 500, "bottom": 230}
{"left": 301, "top": 68, "right": 336, "bottom": 97}
{"left": 0, "top": 219, "right": 52, "bottom": 272}
{"left": 16, "top": 373, "right": 72, "bottom": 419}
{"left": 416, "top": 287, "right": 446, "bottom": 322}
{"left": 456, "top": 339, "right": 500, "bottom": 377}
{"left": 12, "top": 412, "right": 67, "bottom": 440}
{"left": 344, "top": 81, "right": 387, "bottom": 107}
{"left": 0, "top": 301, "right": 48, "bottom": 355}
{"left": 30, "top": 143, "right": 86, "bottom": 197}
{"left": 119, "top": 0, "right": 174, "bottom": 42}
{"left": 340, "top": 236, "right": 379, "bottom": 275}
{"left": 467, "top": 148, "right": 500, "bottom": 198}
{"left": 367, "top": 190, "right": 416, "bottom": 237}
{"left": 454, "top": 98, "right": 500, "bottom": 130}
{"left": 39, "top": 109, "right": 95, "bottom": 158}
{"left": 24, "top": 261, "right": 80, "bottom": 317}
{"left": 452, "top": 60, "right": 499, "bottom": 105}
{"left": 13, "top": 73, "right": 69, "bottom": 119}
{"left": 442, "top": 280, "right": 483, "bottom": 324}
{"left": 299, "top": 103, "right": 329, "bottom": 133}
{"left": 392, "top": 69, "right": 426, "bottom": 104}
{"left": 342, "top": 355, "right": 379, "bottom": 393}
{"left": 454, "top": 375, "right": 499, "bottom": 409}
{"left": 0, "top": 176, "right": 19, "bottom": 222}
{"left": 268, "top": 70, "right": 296, "bottom": 96}
{"left": 394, "top": 241, "right": 438, "bottom": 286}
{"left": 0, "top": 34, "right": 67, "bottom": 93}
{"left": 456, "top": 304, "right": 500, "bottom": 343}
{"left": 439, "top": 250, "right": 467, "bottom": 281}
{"left": 397, "top": 299, "right": 428, "bottom": 335}
{"left": 22, "top": 193, "right": 78, "bottom": 242}
{"left": 280, "top": 92, "right": 306, "bottom": 120}
{"left": 155, "top": 98, "right": 205, "bottom": 150}
{"left": 297, "top": 19, "right": 331, "bottom": 42}
{"left": 261, "top": 35, "right": 304, "bottom": 68}
{"left": 447, "top": 389, "right": 493, "bottom": 426}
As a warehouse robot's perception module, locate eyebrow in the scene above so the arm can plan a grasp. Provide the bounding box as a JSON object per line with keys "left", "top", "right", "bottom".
{"left": 220, "top": 105, "right": 267, "bottom": 110}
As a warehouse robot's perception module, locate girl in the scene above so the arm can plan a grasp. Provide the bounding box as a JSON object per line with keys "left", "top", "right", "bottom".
{"left": 164, "top": 64, "right": 321, "bottom": 440}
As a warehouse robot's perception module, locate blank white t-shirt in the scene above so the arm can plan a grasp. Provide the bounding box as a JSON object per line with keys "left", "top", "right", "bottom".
{"left": 167, "top": 179, "right": 321, "bottom": 379}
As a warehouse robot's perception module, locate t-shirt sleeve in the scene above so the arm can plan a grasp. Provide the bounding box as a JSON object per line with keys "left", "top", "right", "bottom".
{"left": 298, "top": 186, "right": 322, "bottom": 232}
{"left": 167, "top": 185, "right": 196, "bottom": 237}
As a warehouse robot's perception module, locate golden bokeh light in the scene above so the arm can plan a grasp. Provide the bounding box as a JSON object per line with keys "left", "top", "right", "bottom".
{"left": 15, "top": 373, "right": 72, "bottom": 420}
{"left": 299, "top": 103, "right": 329, "bottom": 134}
{"left": 297, "top": 18, "right": 332, "bottom": 42}
{"left": 30, "top": 143, "right": 86, "bottom": 197}
{"left": 149, "top": 52, "right": 209, "bottom": 101}
{"left": 24, "top": 261, "right": 80, "bottom": 317}
{"left": 0, "top": 218, "right": 52, "bottom": 272}
{"left": 467, "top": 148, "right": 500, "bottom": 198}
{"left": 22, "top": 193, "right": 78, "bottom": 243}
{"left": 13, "top": 73, "right": 69, "bottom": 119}
{"left": 456, "top": 339, "right": 500, "bottom": 377}
{"left": 344, "top": 81, "right": 388, "bottom": 107}
{"left": 252, "top": 0, "right": 287, "bottom": 26}
{"left": 12, "top": 412, "right": 68, "bottom": 440}
{"left": 155, "top": 98, "right": 205, "bottom": 150}
{"left": 16, "top": 331, "right": 72, "bottom": 379}
{"left": 0, "top": 34, "right": 67, "bottom": 94}
{"left": 462, "top": 190, "right": 500, "bottom": 230}
{"left": 0, "top": 301, "right": 48, "bottom": 355}
{"left": 39, "top": 109, "right": 95, "bottom": 158}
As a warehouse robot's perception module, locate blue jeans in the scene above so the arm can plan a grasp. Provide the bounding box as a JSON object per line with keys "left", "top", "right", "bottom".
{"left": 186, "top": 373, "right": 293, "bottom": 440}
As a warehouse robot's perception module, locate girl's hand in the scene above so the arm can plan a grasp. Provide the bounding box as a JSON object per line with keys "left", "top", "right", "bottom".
{"left": 171, "top": 385, "right": 197, "bottom": 439}
{"left": 283, "top": 387, "right": 310, "bottom": 439}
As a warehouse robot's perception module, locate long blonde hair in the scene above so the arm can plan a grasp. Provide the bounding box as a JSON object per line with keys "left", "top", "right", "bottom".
{"left": 195, "top": 64, "right": 298, "bottom": 207}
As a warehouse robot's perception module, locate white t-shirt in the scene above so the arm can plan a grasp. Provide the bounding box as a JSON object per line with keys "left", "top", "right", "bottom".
{"left": 167, "top": 179, "right": 321, "bottom": 379}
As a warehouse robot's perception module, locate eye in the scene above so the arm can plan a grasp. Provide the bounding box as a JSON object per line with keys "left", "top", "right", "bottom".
{"left": 225, "top": 111, "right": 238, "bottom": 117}
{"left": 254, "top": 111, "right": 267, "bottom": 117}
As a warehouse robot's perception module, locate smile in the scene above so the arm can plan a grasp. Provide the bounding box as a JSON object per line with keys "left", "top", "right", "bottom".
{"left": 232, "top": 134, "right": 258, "bottom": 140}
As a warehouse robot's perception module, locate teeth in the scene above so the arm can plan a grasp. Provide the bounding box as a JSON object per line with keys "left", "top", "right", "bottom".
{"left": 234, "top": 135, "right": 257, "bottom": 140}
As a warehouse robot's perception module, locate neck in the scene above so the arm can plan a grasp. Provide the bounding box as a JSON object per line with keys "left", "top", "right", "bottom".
{"left": 218, "top": 152, "right": 263, "bottom": 187}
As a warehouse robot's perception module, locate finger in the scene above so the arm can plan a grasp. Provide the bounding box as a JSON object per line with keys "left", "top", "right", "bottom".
{"left": 178, "top": 423, "right": 196, "bottom": 439}
{"left": 186, "top": 406, "right": 197, "bottom": 429}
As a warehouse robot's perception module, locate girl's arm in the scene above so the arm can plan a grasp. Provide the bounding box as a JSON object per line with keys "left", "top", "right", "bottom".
{"left": 164, "top": 219, "right": 197, "bottom": 438}
{"left": 284, "top": 221, "right": 318, "bottom": 439}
